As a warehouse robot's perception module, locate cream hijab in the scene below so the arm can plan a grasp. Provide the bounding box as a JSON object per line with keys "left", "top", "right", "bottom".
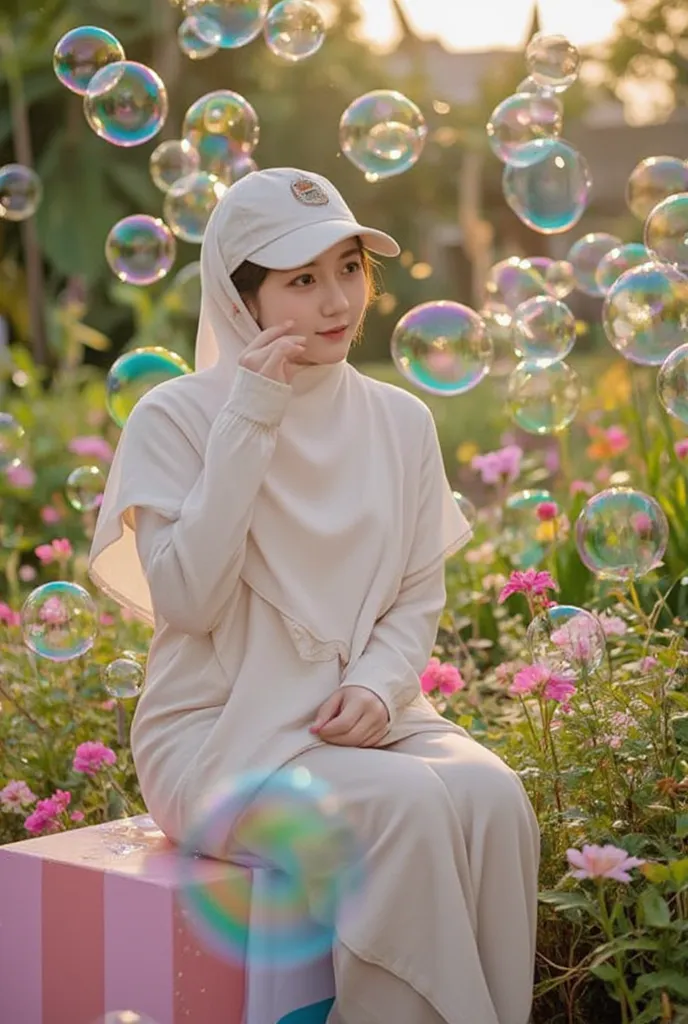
{"left": 88, "top": 169, "right": 470, "bottom": 664}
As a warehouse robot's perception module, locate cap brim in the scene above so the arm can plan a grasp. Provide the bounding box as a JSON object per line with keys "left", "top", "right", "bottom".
{"left": 246, "top": 218, "right": 400, "bottom": 270}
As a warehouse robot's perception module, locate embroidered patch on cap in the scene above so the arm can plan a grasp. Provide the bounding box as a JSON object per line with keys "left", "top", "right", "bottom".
{"left": 290, "top": 177, "right": 329, "bottom": 206}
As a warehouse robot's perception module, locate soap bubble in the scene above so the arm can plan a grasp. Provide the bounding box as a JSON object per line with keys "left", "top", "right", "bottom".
{"left": 104, "top": 657, "right": 145, "bottom": 699}
{"left": 265, "top": 0, "right": 326, "bottom": 62}
{"left": 657, "top": 343, "right": 688, "bottom": 424}
{"left": 516, "top": 76, "right": 554, "bottom": 96}
{"left": 178, "top": 16, "right": 220, "bottom": 59}
{"left": 545, "top": 260, "right": 576, "bottom": 298}
{"left": 21, "top": 582, "right": 98, "bottom": 662}
{"left": 566, "top": 232, "right": 622, "bottom": 297}
{"left": 0, "top": 412, "right": 25, "bottom": 469}
{"left": 178, "top": 767, "right": 365, "bottom": 967}
{"left": 507, "top": 360, "right": 581, "bottom": 434}
{"left": 485, "top": 257, "right": 546, "bottom": 314}
{"left": 525, "top": 32, "right": 580, "bottom": 93}
{"left": 228, "top": 153, "right": 258, "bottom": 181}
{"left": 595, "top": 243, "right": 651, "bottom": 295}
{"left": 149, "top": 139, "right": 200, "bottom": 192}
{"left": 503, "top": 488, "right": 556, "bottom": 568}
{"left": 527, "top": 605, "right": 607, "bottom": 674}
{"left": 513, "top": 295, "right": 576, "bottom": 367}
{"left": 626, "top": 156, "right": 688, "bottom": 222}
{"left": 480, "top": 306, "right": 514, "bottom": 348}
{"left": 182, "top": 90, "right": 259, "bottom": 181}
{"left": 339, "top": 90, "right": 427, "bottom": 180}
{"left": 170, "top": 261, "right": 202, "bottom": 316}
{"left": 503, "top": 139, "right": 591, "bottom": 234}
{"left": 391, "top": 301, "right": 493, "bottom": 396}
{"left": 0, "top": 164, "right": 43, "bottom": 221}
{"left": 602, "top": 261, "right": 688, "bottom": 366}
{"left": 84, "top": 61, "right": 168, "bottom": 147}
{"left": 53, "top": 25, "right": 125, "bottom": 95}
{"left": 106, "top": 347, "right": 192, "bottom": 427}
{"left": 163, "top": 172, "right": 228, "bottom": 243}
{"left": 183, "top": 0, "right": 269, "bottom": 48}
{"left": 65, "top": 465, "right": 106, "bottom": 513}
{"left": 575, "top": 487, "right": 669, "bottom": 581}
{"left": 644, "top": 192, "right": 688, "bottom": 272}
{"left": 486, "top": 92, "right": 562, "bottom": 167}
{"left": 105, "top": 215, "right": 177, "bottom": 286}
{"left": 453, "top": 491, "right": 477, "bottom": 529}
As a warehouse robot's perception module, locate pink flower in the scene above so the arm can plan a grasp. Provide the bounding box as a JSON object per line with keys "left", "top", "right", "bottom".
{"left": 100, "top": 699, "right": 117, "bottom": 711}
{"left": 420, "top": 657, "right": 466, "bottom": 695}
{"left": 5, "top": 463, "right": 35, "bottom": 489}
{"left": 24, "top": 789, "right": 72, "bottom": 836}
{"left": 99, "top": 613, "right": 115, "bottom": 626}
{"left": 35, "top": 543, "right": 55, "bottom": 564}
{"left": 596, "top": 612, "right": 627, "bottom": 637}
{"left": 570, "top": 479, "right": 594, "bottom": 497}
{"left": 72, "top": 741, "right": 117, "bottom": 777}
{"left": 471, "top": 445, "right": 523, "bottom": 485}
{"left": 510, "top": 663, "right": 576, "bottom": 703}
{"left": 674, "top": 439, "right": 688, "bottom": 460}
{"left": 68, "top": 435, "right": 113, "bottom": 463}
{"left": 0, "top": 779, "right": 37, "bottom": 813}
{"left": 631, "top": 511, "right": 653, "bottom": 537}
{"left": 34, "top": 538, "right": 73, "bottom": 565}
{"left": 40, "top": 506, "right": 62, "bottom": 525}
{"left": 18, "top": 564, "right": 36, "bottom": 582}
{"left": 639, "top": 656, "right": 658, "bottom": 672}
{"left": 544, "top": 447, "right": 560, "bottom": 474}
{"left": 498, "top": 569, "right": 559, "bottom": 603}
{"left": 536, "top": 500, "right": 558, "bottom": 522}
{"left": 40, "top": 596, "right": 69, "bottom": 625}
{"left": 605, "top": 426, "right": 630, "bottom": 455}
{"left": 544, "top": 675, "right": 577, "bottom": 703}
{"left": 70, "top": 810, "right": 85, "bottom": 823}
{"left": 566, "top": 843, "right": 645, "bottom": 882}
{"left": 0, "top": 602, "right": 20, "bottom": 627}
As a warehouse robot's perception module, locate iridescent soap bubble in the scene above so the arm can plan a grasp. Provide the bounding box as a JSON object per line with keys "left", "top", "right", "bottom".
{"left": 486, "top": 92, "right": 562, "bottom": 167}
{"left": 485, "top": 257, "right": 545, "bottom": 315}
{"left": 170, "top": 261, "right": 202, "bottom": 316}
{"left": 53, "top": 25, "right": 125, "bottom": 95}
{"left": 0, "top": 164, "right": 43, "bottom": 221}
{"left": 65, "top": 465, "right": 105, "bottom": 513}
{"left": 21, "top": 582, "right": 98, "bottom": 662}
{"left": 525, "top": 32, "right": 580, "bottom": 93}
{"left": 657, "top": 343, "right": 688, "bottom": 424}
{"left": 178, "top": 767, "right": 365, "bottom": 967}
{"left": 513, "top": 295, "right": 576, "bottom": 367}
{"left": 182, "top": 90, "right": 259, "bottom": 181}
{"left": 178, "top": 16, "right": 220, "bottom": 59}
{"left": 163, "top": 172, "right": 228, "bottom": 243}
{"left": 339, "top": 90, "right": 427, "bottom": 180}
{"left": 183, "top": 0, "right": 269, "bottom": 48}
{"left": 106, "top": 215, "right": 176, "bottom": 286}
{"left": 626, "top": 156, "right": 688, "bottom": 222}
{"left": 503, "top": 489, "right": 555, "bottom": 568}
{"left": 84, "top": 61, "right": 168, "bottom": 147}
{"left": 594, "top": 243, "right": 650, "bottom": 295}
{"left": 453, "top": 490, "right": 477, "bottom": 529}
{"left": 566, "top": 232, "right": 622, "bottom": 297}
{"left": 602, "top": 261, "right": 688, "bottom": 366}
{"left": 229, "top": 153, "right": 258, "bottom": 181}
{"left": 0, "top": 412, "right": 25, "bottom": 469}
{"left": 391, "top": 301, "right": 493, "bottom": 396}
{"left": 503, "top": 139, "right": 591, "bottom": 234}
{"left": 104, "top": 657, "right": 144, "bottom": 699}
{"left": 516, "top": 76, "right": 554, "bottom": 96}
{"left": 575, "top": 487, "right": 669, "bottom": 581}
{"left": 480, "top": 305, "right": 514, "bottom": 348}
{"left": 644, "top": 192, "right": 688, "bottom": 272}
{"left": 507, "top": 360, "right": 581, "bottom": 434}
{"left": 527, "top": 605, "right": 607, "bottom": 674}
{"left": 150, "top": 139, "right": 200, "bottom": 192}
{"left": 264, "top": 0, "right": 326, "bottom": 62}
{"left": 106, "top": 347, "right": 192, "bottom": 427}
{"left": 545, "top": 260, "right": 575, "bottom": 299}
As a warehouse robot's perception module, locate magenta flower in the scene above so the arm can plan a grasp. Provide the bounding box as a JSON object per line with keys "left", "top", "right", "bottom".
{"left": 40, "top": 506, "right": 62, "bottom": 525}
{"left": 536, "top": 500, "right": 558, "bottom": 522}
{"left": 498, "top": 569, "right": 558, "bottom": 604}
{"left": 72, "top": 741, "right": 117, "bottom": 777}
{"left": 0, "top": 779, "right": 37, "bottom": 813}
{"left": 420, "top": 657, "right": 466, "bottom": 695}
{"left": 510, "top": 663, "right": 577, "bottom": 703}
{"left": 570, "top": 479, "right": 594, "bottom": 497}
{"left": 471, "top": 444, "right": 523, "bottom": 485}
{"left": 674, "top": 439, "right": 688, "bottom": 460}
{"left": 68, "top": 435, "right": 113, "bottom": 463}
{"left": 24, "top": 789, "right": 72, "bottom": 836}
{"left": 566, "top": 843, "right": 645, "bottom": 882}
{"left": 596, "top": 612, "right": 627, "bottom": 637}
{"left": 34, "top": 538, "right": 73, "bottom": 565}
{"left": 0, "top": 602, "right": 20, "bottom": 627}
{"left": 5, "top": 463, "right": 35, "bottom": 489}
{"left": 605, "top": 425, "right": 630, "bottom": 455}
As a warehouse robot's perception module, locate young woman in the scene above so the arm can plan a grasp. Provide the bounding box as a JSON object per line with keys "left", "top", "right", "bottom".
{"left": 89, "top": 168, "right": 540, "bottom": 1024}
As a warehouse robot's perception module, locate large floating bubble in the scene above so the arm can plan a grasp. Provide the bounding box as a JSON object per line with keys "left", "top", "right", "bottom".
{"left": 228, "top": 153, "right": 258, "bottom": 181}
{"left": 0, "top": 412, "right": 25, "bottom": 469}
{"left": 657, "top": 343, "right": 688, "bottom": 424}
{"left": 150, "top": 139, "right": 200, "bottom": 192}
{"left": 626, "top": 156, "right": 688, "bottom": 222}
{"left": 0, "top": 164, "right": 43, "bottom": 221}
{"left": 163, "top": 171, "right": 228, "bottom": 243}
{"left": 53, "top": 26, "right": 125, "bottom": 95}
{"left": 595, "top": 243, "right": 650, "bottom": 295}
{"left": 502, "top": 139, "right": 591, "bottom": 234}
{"left": 178, "top": 16, "right": 220, "bottom": 59}
{"left": 21, "top": 582, "right": 98, "bottom": 662}
{"left": 182, "top": 90, "right": 259, "bottom": 181}
{"left": 84, "top": 61, "right": 168, "bottom": 147}
{"left": 106, "top": 215, "right": 176, "bottom": 286}
{"left": 503, "top": 488, "right": 555, "bottom": 568}
{"left": 602, "top": 261, "right": 688, "bottom": 366}
{"left": 104, "top": 657, "right": 145, "bottom": 699}
{"left": 65, "top": 465, "right": 106, "bottom": 513}
{"left": 486, "top": 92, "right": 562, "bottom": 167}
{"left": 485, "top": 257, "right": 545, "bottom": 314}
{"left": 170, "top": 261, "right": 202, "bottom": 316}
{"left": 521, "top": 257, "right": 575, "bottom": 299}
{"left": 178, "top": 767, "right": 365, "bottom": 967}
{"left": 513, "top": 295, "right": 576, "bottom": 367}
{"left": 527, "top": 605, "right": 607, "bottom": 674}
{"left": 525, "top": 32, "right": 580, "bottom": 93}
{"left": 575, "top": 487, "right": 669, "bottom": 581}
{"left": 339, "top": 90, "right": 427, "bottom": 180}
{"left": 644, "top": 192, "right": 688, "bottom": 272}
{"left": 453, "top": 490, "right": 477, "bottom": 529}
{"left": 264, "top": 0, "right": 326, "bottom": 62}
{"left": 507, "top": 360, "right": 581, "bottom": 434}
{"left": 391, "top": 301, "right": 493, "bottom": 396}
{"left": 106, "top": 347, "right": 192, "bottom": 427}
{"left": 566, "top": 232, "right": 622, "bottom": 297}
{"left": 183, "top": 0, "right": 269, "bottom": 48}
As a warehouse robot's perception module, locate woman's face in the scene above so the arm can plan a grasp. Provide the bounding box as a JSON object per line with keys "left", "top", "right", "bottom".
{"left": 247, "top": 238, "right": 369, "bottom": 367}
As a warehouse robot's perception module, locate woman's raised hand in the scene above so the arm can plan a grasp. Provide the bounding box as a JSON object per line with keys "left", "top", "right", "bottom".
{"left": 238, "top": 320, "right": 307, "bottom": 385}
{"left": 309, "top": 686, "right": 390, "bottom": 747}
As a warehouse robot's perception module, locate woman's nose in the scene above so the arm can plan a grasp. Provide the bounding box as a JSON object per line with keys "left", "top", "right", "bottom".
{"left": 321, "top": 281, "right": 350, "bottom": 317}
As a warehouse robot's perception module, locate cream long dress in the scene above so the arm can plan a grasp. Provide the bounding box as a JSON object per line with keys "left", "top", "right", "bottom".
{"left": 93, "top": 365, "right": 540, "bottom": 1024}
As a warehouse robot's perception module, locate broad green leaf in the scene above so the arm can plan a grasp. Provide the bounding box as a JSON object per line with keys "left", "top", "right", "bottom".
{"left": 590, "top": 963, "right": 620, "bottom": 983}
{"left": 639, "top": 889, "right": 672, "bottom": 928}
{"left": 634, "top": 970, "right": 688, "bottom": 999}
{"left": 669, "top": 858, "right": 688, "bottom": 886}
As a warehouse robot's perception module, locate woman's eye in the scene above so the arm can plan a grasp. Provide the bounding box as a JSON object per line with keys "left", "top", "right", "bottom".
{"left": 291, "top": 273, "right": 315, "bottom": 287}
{"left": 344, "top": 260, "right": 362, "bottom": 274}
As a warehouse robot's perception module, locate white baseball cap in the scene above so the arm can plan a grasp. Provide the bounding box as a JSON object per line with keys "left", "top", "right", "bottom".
{"left": 216, "top": 167, "right": 401, "bottom": 273}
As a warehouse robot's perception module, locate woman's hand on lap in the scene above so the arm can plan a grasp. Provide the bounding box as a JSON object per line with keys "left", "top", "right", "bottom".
{"left": 310, "top": 686, "right": 389, "bottom": 747}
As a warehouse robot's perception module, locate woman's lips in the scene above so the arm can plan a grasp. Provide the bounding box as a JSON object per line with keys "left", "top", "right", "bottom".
{"left": 317, "top": 326, "right": 348, "bottom": 340}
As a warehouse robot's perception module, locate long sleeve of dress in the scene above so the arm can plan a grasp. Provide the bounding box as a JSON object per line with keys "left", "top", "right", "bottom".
{"left": 132, "top": 367, "right": 291, "bottom": 636}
